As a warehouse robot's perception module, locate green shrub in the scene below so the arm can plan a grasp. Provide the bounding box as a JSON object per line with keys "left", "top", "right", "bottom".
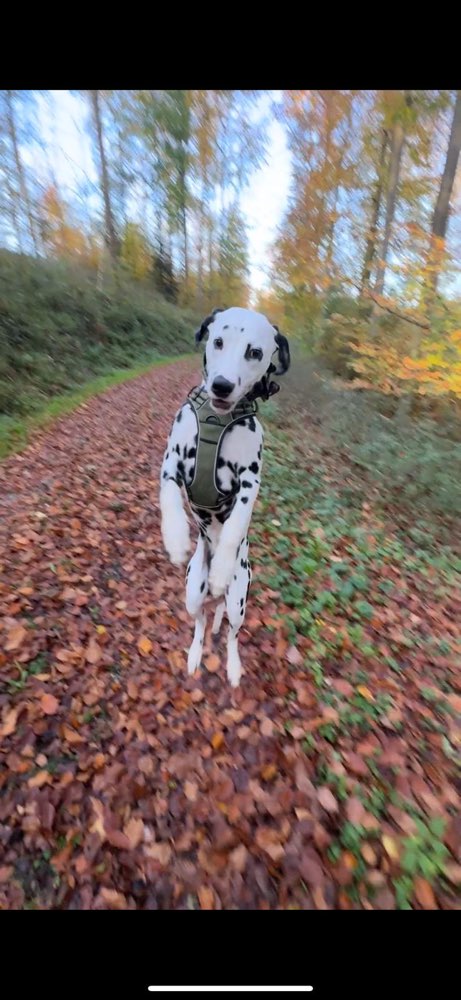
{"left": 0, "top": 250, "right": 199, "bottom": 419}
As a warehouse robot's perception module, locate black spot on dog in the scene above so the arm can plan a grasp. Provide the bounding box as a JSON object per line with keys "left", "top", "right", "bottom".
{"left": 238, "top": 465, "right": 247, "bottom": 475}
{"left": 234, "top": 574, "right": 237, "bottom": 581}
{"left": 240, "top": 558, "right": 247, "bottom": 569}
{"left": 241, "top": 480, "right": 252, "bottom": 489}
{"left": 166, "top": 451, "right": 169, "bottom": 460}
{"left": 249, "top": 461, "right": 259, "bottom": 474}
{"left": 234, "top": 416, "right": 256, "bottom": 431}
{"left": 175, "top": 444, "right": 180, "bottom": 455}
{"left": 217, "top": 457, "right": 226, "bottom": 468}
{"left": 241, "top": 496, "right": 249, "bottom": 504}
{"left": 200, "top": 581, "right": 206, "bottom": 593}
{"left": 177, "top": 460, "right": 185, "bottom": 478}
{"left": 176, "top": 409, "right": 182, "bottom": 422}
{"left": 162, "top": 471, "right": 168, "bottom": 479}
{"left": 223, "top": 325, "right": 229, "bottom": 330}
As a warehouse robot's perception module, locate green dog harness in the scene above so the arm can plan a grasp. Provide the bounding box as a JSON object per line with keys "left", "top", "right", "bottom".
{"left": 185, "top": 385, "right": 258, "bottom": 512}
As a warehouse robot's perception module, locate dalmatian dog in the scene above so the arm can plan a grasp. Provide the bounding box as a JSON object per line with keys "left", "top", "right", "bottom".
{"left": 159, "top": 306, "right": 290, "bottom": 687}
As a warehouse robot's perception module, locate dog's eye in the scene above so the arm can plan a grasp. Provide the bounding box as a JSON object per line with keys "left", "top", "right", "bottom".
{"left": 213, "top": 337, "right": 223, "bottom": 349}
{"left": 245, "top": 346, "right": 263, "bottom": 362}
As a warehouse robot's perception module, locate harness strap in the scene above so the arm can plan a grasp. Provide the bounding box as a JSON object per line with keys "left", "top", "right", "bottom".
{"left": 185, "top": 386, "right": 258, "bottom": 511}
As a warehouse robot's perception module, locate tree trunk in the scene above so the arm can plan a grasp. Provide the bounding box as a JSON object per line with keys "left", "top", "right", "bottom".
{"left": 89, "top": 90, "right": 119, "bottom": 266}
{"left": 175, "top": 157, "right": 189, "bottom": 290}
{"left": 361, "top": 128, "right": 389, "bottom": 293}
{"left": 426, "top": 90, "right": 461, "bottom": 304}
{"left": 6, "top": 91, "right": 39, "bottom": 255}
{"left": 374, "top": 92, "right": 412, "bottom": 297}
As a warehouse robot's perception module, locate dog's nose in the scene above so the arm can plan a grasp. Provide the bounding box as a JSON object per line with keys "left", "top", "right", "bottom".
{"left": 211, "top": 376, "right": 235, "bottom": 398}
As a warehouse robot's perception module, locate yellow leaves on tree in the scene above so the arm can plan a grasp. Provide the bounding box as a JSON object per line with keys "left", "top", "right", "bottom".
{"left": 120, "top": 223, "right": 152, "bottom": 281}
{"left": 40, "top": 186, "right": 91, "bottom": 262}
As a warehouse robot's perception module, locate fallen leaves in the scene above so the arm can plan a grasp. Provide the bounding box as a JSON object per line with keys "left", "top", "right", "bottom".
{"left": 317, "top": 787, "right": 339, "bottom": 814}
{"left": 356, "top": 685, "right": 374, "bottom": 702}
{"left": 204, "top": 653, "right": 220, "bottom": 673}
{"left": 382, "top": 835, "right": 400, "bottom": 862}
{"left": 414, "top": 877, "right": 436, "bottom": 909}
{"left": 0, "top": 357, "right": 458, "bottom": 913}
{"left": 0, "top": 707, "right": 19, "bottom": 739}
{"left": 137, "top": 636, "right": 153, "bottom": 657}
{"left": 4, "top": 623, "right": 27, "bottom": 651}
{"left": 85, "top": 637, "right": 101, "bottom": 665}
{"left": 40, "top": 693, "right": 59, "bottom": 715}
{"left": 211, "top": 731, "right": 225, "bottom": 752}
{"left": 28, "top": 769, "right": 51, "bottom": 788}
{"left": 286, "top": 645, "right": 303, "bottom": 667}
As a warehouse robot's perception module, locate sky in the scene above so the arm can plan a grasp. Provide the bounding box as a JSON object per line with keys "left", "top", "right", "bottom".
{"left": 31, "top": 90, "right": 293, "bottom": 296}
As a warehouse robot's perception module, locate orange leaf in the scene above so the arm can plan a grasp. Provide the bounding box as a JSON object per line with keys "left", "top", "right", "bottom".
{"left": 382, "top": 835, "right": 400, "bottom": 861}
{"left": 41, "top": 693, "right": 59, "bottom": 715}
{"left": 106, "top": 829, "right": 131, "bottom": 850}
{"left": 204, "top": 653, "right": 220, "bottom": 673}
{"left": 356, "top": 685, "right": 374, "bottom": 702}
{"left": 61, "top": 724, "right": 84, "bottom": 745}
{"left": 0, "top": 707, "right": 19, "bottom": 738}
{"left": 127, "top": 679, "right": 138, "bottom": 699}
{"left": 99, "top": 888, "right": 128, "bottom": 909}
{"left": 261, "top": 763, "right": 278, "bottom": 782}
{"left": 28, "top": 769, "right": 51, "bottom": 788}
{"left": 85, "top": 637, "right": 101, "bottom": 665}
{"left": 317, "top": 786, "right": 339, "bottom": 814}
{"left": 124, "top": 817, "right": 145, "bottom": 850}
{"left": 5, "top": 624, "right": 27, "bottom": 651}
{"left": 145, "top": 842, "right": 172, "bottom": 865}
{"left": 198, "top": 886, "right": 214, "bottom": 909}
{"left": 260, "top": 718, "right": 274, "bottom": 737}
{"left": 184, "top": 780, "right": 198, "bottom": 801}
{"left": 414, "top": 877, "right": 436, "bottom": 909}
{"left": 137, "top": 636, "right": 153, "bottom": 657}
{"left": 211, "top": 731, "right": 225, "bottom": 751}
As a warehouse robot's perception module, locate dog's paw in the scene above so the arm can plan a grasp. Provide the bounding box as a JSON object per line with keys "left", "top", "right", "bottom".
{"left": 227, "top": 654, "right": 242, "bottom": 688}
{"left": 187, "top": 642, "right": 203, "bottom": 675}
{"left": 208, "top": 556, "right": 232, "bottom": 598}
{"left": 163, "top": 524, "right": 191, "bottom": 567}
{"left": 168, "top": 545, "right": 190, "bottom": 567}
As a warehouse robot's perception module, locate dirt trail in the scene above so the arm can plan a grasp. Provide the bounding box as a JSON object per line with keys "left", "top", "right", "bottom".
{"left": 0, "top": 359, "right": 460, "bottom": 910}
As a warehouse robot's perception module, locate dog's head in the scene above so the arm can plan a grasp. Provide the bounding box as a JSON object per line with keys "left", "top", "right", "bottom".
{"left": 195, "top": 306, "right": 290, "bottom": 414}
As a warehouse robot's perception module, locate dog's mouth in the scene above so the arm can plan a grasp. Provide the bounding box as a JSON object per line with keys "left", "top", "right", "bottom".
{"left": 210, "top": 398, "right": 233, "bottom": 413}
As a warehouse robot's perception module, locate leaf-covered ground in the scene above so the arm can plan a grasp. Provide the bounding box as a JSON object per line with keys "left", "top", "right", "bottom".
{"left": 0, "top": 358, "right": 460, "bottom": 910}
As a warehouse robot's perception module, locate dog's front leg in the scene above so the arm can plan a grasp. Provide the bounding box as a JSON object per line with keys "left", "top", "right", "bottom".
{"left": 208, "top": 484, "right": 260, "bottom": 598}
{"left": 185, "top": 534, "right": 209, "bottom": 675}
{"left": 159, "top": 406, "right": 194, "bottom": 567}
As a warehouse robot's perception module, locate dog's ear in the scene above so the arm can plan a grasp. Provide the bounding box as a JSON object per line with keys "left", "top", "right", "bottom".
{"left": 273, "top": 325, "right": 291, "bottom": 375}
{"left": 195, "top": 307, "right": 224, "bottom": 344}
